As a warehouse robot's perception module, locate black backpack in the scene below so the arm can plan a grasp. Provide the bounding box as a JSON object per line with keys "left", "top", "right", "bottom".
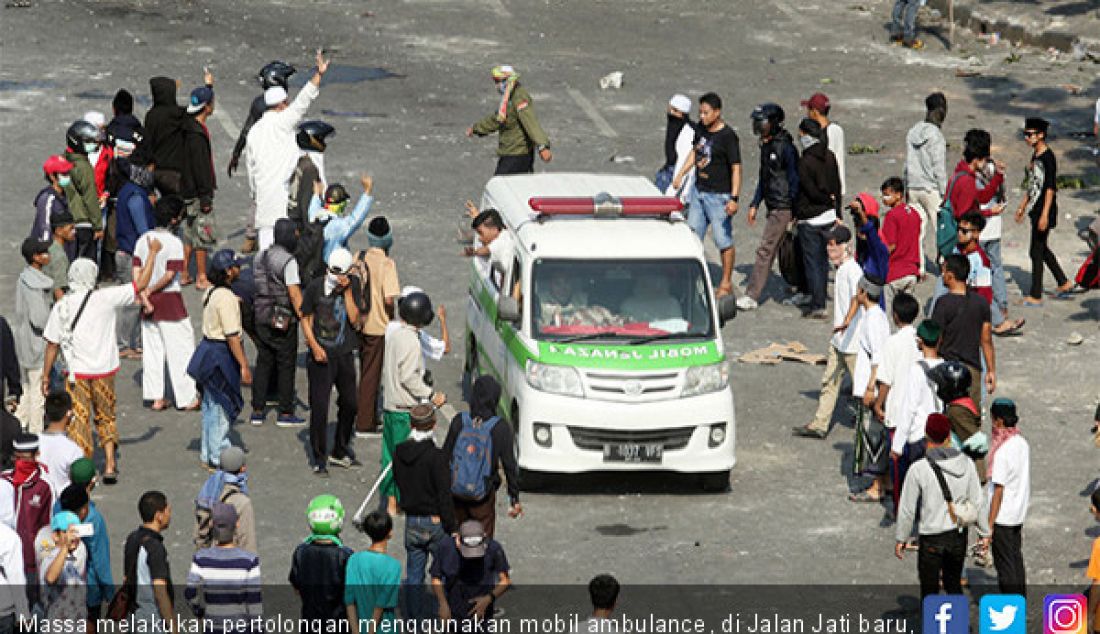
{"left": 295, "top": 217, "right": 330, "bottom": 287}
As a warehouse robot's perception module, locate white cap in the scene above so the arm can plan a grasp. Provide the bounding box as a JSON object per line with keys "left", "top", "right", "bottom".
{"left": 326, "top": 247, "right": 354, "bottom": 274}
{"left": 264, "top": 86, "right": 288, "bottom": 107}
{"left": 400, "top": 285, "right": 424, "bottom": 298}
{"left": 83, "top": 110, "right": 107, "bottom": 128}
{"left": 669, "top": 94, "right": 692, "bottom": 115}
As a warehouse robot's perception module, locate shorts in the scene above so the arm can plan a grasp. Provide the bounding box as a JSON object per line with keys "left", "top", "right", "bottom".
{"left": 686, "top": 190, "right": 733, "bottom": 251}
{"left": 182, "top": 198, "right": 217, "bottom": 249}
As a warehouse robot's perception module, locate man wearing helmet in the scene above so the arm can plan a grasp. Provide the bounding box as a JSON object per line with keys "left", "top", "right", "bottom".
{"left": 301, "top": 248, "right": 365, "bottom": 477}
{"left": 288, "top": 120, "right": 335, "bottom": 229}
{"left": 229, "top": 61, "right": 297, "bottom": 254}
{"left": 247, "top": 50, "right": 330, "bottom": 252}
{"left": 740, "top": 103, "right": 800, "bottom": 311}
{"left": 63, "top": 120, "right": 105, "bottom": 261}
{"left": 289, "top": 494, "right": 353, "bottom": 631}
{"left": 380, "top": 290, "right": 447, "bottom": 517}
{"left": 307, "top": 175, "right": 375, "bottom": 263}
{"left": 465, "top": 65, "right": 552, "bottom": 175}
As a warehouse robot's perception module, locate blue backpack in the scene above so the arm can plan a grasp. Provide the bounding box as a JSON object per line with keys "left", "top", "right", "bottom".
{"left": 451, "top": 412, "right": 499, "bottom": 501}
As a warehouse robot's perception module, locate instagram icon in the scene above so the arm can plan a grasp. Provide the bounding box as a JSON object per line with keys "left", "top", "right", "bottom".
{"left": 1044, "top": 594, "right": 1087, "bottom": 634}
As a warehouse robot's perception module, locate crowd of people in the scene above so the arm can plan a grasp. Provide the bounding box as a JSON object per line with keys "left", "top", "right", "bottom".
{"left": 0, "top": 39, "right": 1094, "bottom": 632}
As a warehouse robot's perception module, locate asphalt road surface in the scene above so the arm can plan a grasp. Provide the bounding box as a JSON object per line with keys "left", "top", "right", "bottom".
{"left": 0, "top": 0, "right": 1097, "bottom": 590}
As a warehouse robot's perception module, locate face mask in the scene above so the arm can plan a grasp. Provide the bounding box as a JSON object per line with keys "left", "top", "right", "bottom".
{"left": 799, "top": 135, "right": 814, "bottom": 148}
{"left": 327, "top": 200, "right": 349, "bottom": 216}
{"left": 496, "top": 82, "right": 507, "bottom": 95}
{"left": 57, "top": 175, "right": 72, "bottom": 188}
{"left": 84, "top": 142, "right": 99, "bottom": 154}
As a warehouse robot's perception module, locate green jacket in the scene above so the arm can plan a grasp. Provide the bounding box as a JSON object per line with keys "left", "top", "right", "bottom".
{"left": 62, "top": 150, "right": 101, "bottom": 230}
{"left": 471, "top": 84, "right": 550, "bottom": 156}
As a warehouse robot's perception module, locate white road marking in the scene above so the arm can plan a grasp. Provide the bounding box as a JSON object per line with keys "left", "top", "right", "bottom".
{"left": 565, "top": 87, "right": 618, "bottom": 138}
{"left": 212, "top": 105, "right": 240, "bottom": 140}
{"left": 481, "top": 0, "right": 512, "bottom": 19}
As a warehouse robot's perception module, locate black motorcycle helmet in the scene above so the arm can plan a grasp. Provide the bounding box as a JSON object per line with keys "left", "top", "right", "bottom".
{"left": 399, "top": 292, "right": 434, "bottom": 328}
{"left": 932, "top": 360, "right": 972, "bottom": 403}
{"left": 750, "top": 102, "right": 785, "bottom": 137}
{"left": 324, "top": 183, "right": 350, "bottom": 205}
{"left": 296, "top": 120, "right": 336, "bottom": 152}
{"left": 66, "top": 120, "right": 100, "bottom": 153}
{"left": 257, "top": 60, "right": 296, "bottom": 90}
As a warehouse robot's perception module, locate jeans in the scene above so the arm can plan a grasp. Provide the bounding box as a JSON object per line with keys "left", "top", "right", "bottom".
{"left": 798, "top": 223, "right": 829, "bottom": 311}
{"left": 891, "top": 0, "right": 923, "bottom": 41}
{"left": 1028, "top": 223, "right": 1068, "bottom": 299}
{"left": 980, "top": 239, "right": 1008, "bottom": 315}
{"left": 404, "top": 515, "right": 446, "bottom": 620}
{"left": 686, "top": 191, "right": 733, "bottom": 251}
{"left": 200, "top": 390, "right": 231, "bottom": 467}
{"left": 307, "top": 350, "right": 358, "bottom": 465}
{"left": 251, "top": 323, "right": 298, "bottom": 414}
{"left": 917, "top": 529, "right": 967, "bottom": 598}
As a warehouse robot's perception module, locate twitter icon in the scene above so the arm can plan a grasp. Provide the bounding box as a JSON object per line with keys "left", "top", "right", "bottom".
{"left": 980, "top": 595, "right": 1026, "bottom": 634}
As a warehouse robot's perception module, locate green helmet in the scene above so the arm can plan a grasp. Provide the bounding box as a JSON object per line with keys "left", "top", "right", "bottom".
{"left": 306, "top": 495, "right": 345, "bottom": 535}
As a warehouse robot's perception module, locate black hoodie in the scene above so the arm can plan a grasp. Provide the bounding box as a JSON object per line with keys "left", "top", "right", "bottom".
{"left": 143, "top": 77, "right": 187, "bottom": 174}
{"left": 181, "top": 115, "right": 216, "bottom": 204}
{"left": 394, "top": 437, "right": 457, "bottom": 534}
{"left": 794, "top": 141, "right": 841, "bottom": 221}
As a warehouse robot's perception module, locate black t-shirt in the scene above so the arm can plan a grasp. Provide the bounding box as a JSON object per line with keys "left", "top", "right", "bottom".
{"left": 288, "top": 541, "right": 354, "bottom": 625}
{"left": 300, "top": 276, "right": 363, "bottom": 355}
{"left": 123, "top": 527, "right": 174, "bottom": 609}
{"left": 931, "top": 291, "right": 990, "bottom": 369}
{"left": 692, "top": 124, "right": 741, "bottom": 194}
{"left": 430, "top": 540, "right": 510, "bottom": 623}
{"left": 1027, "top": 148, "right": 1057, "bottom": 227}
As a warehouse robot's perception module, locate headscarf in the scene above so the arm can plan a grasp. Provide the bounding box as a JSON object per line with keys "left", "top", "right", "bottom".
{"left": 987, "top": 426, "right": 1020, "bottom": 479}
{"left": 68, "top": 258, "right": 98, "bottom": 293}
{"left": 196, "top": 470, "right": 250, "bottom": 510}
{"left": 491, "top": 65, "right": 519, "bottom": 122}
{"left": 470, "top": 375, "right": 502, "bottom": 421}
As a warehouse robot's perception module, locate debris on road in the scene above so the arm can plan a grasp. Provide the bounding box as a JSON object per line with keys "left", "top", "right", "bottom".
{"left": 848, "top": 144, "right": 883, "bottom": 155}
{"left": 599, "top": 71, "right": 623, "bottom": 90}
{"left": 739, "top": 342, "right": 826, "bottom": 366}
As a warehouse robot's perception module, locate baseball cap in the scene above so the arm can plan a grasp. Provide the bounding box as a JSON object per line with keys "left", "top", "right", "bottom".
{"left": 12, "top": 433, "right": 38, "bottom": 453}
{"left": 458, "top": 520, "right": 488, "bottom": 557}
{"left": 70, "top": 458, "right": 97, "bottom": 486}
{"left": 51, "top": 511, "right": 81, "bottom": 532}
{"left": 43, "top": 155, "right": 74, "bottom": 175}
{"left": 219, "top": 446, "right": 246, "bottom": 473}
{"left": 825, "top": 224, "right": 852, "bottom": 244}
{"left": 187, "top": 86, "right": 214, "bottom": 114}
{"left": 209, "top": 249, "right": 245, "bottom": 274}
{"left": 800, "top": 92, "right": 830, "bottom": 112}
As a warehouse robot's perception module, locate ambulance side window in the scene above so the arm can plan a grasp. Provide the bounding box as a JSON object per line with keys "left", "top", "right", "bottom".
{"left": 510, "top": 257, "right": 523, "bottom": 302}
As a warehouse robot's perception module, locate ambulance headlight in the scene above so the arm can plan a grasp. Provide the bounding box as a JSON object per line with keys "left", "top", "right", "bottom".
{"left": 526, "top": 361, "right": 583, "bottom": 398}
{"left": 682, "top": 363, "right": 729, "bottom": 397}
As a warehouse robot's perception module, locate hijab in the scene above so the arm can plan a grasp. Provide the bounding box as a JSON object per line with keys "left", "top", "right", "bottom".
{"left": 470, "top": 375, "right": 502, "bottom": 421}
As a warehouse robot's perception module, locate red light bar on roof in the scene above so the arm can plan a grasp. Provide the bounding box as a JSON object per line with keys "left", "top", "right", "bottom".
{"left": 528, "top": 195, "right": 683, "bottom": 218}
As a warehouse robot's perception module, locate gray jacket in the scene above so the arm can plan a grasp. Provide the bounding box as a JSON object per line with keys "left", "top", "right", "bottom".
{"left": 13, "top": 266, "right": 54, "bottom": 377}
{"left": 905, "top": 121, "right": 947, "bottom": 194}
{"left": 896, "top": 447, "right": 990, "bottom": 541}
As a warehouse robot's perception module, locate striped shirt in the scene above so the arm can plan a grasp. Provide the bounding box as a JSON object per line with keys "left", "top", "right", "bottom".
{"left": 184, "top": 547, "right": 262, "bottom": 633}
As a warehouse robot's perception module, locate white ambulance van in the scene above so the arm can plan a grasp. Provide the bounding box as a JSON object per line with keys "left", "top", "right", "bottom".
{"left": 464, "top": 173, "right": 737, "bottom": 490}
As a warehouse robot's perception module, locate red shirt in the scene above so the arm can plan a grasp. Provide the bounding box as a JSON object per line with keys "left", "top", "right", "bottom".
{"left": 881, "top": 203, "right": 922, "bottom": 282}
{"left": 948, "top": 160, "right": 1003, "bottom": 219}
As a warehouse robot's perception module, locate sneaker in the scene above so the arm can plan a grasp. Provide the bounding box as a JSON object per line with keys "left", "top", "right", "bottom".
{"left": 355, "top": 430, "right": 382, "bottom": 439}
{"left": 249, "top": 411, "right": 266, "bottom": 426}
{"left": 276, "top": 414, "right": 307, "bottom": 428}
{"left": 312, "top": 465, "right": 330, "bottom": 478}
{"left": 736, "top": 296, "right": 758, "bottom": 311}
{"left": 802, "top": 309, "right": 828, "bottom": 320}
{"left": 791, "top": 425, "right": 827, "bottom": 439}
{"left": 782, "top": 293, "right": 812, "bottom": 307}
{"left": 328, "top": 455, "right": 362, "bottom": 470}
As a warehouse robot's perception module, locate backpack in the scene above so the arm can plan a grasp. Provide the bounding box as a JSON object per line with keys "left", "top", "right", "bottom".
{"left": 936, "top": 174, "right": 963, "bottom": 259}
{"left": 777, "top": 224, "right": 805, "bottom": 288}
{"left": 450, "top": 412, "right": 499, "bottom": 501}
{"left": 295, "top": 217, "right": 330, "bottom": 287}
{"left": 348, "top": 251, "right": 373, "bottom": 331}
{"left": 193, "top": 488, "right": 235, "bottom": 549}
{"left": 1076, "top": 246, "right": 1100, "bottom": 290}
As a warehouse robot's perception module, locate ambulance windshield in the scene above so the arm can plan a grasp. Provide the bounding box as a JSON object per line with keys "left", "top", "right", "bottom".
{"left": 531, "top": 259, "right": 715, "bottom": 342}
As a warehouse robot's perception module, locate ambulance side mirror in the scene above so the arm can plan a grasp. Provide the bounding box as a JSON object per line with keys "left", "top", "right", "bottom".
{"left": 717, "top": 294, "right": 736, "bottom": 327}
{"left": 498, "top": 297, "right": 521, "bottom": 323}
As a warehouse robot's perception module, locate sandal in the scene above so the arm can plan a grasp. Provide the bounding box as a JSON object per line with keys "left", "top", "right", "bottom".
{"left": 103, "top": 471, "right": 119, "bottom": 485}
{"left": 150, "top": 400, "right": 170, "bottom": 411}
{"left": 182, "top": 399, "right": 201, "bottom": 411}
{"left": 848, "top": 491, "right": 884, "bottom": 503}
{"left": 716, "top": 283, "right": 734, "bottom": 298}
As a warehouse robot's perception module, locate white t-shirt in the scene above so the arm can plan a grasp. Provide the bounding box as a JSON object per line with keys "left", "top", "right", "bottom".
{"left": 827, "top": 122, "right": 846, "bottom": 196}
{"left": 977, "top": 163, "right": 1003, "bottom": 242}
{"left": 43, "top": 284, "right": 136, "bottom": 379}
{"left": 38, "top": 432, "right": 83, "bottom": 496}
{"left": 133, "top": 229, "right": 184, "bottom": 295}
{"left": 988, "top": 434, "right": 1030, "bottom": 526}
{"left": 892, "top": 357, "right": 943, "bottom": 454}
{"left": 488, "top": 231, "right": 515, "bottom": 283}
{"left": 877, "top": 325, "right": 919, "bottom": 429}
{"left": 1094, "top": 97, "right": 1100, "bottom": 124}
{"left": 852, "top": 304, "right": 890, "bottom": 397}
{"left": 831, "top": 258, "right": 863, "bottom": 353}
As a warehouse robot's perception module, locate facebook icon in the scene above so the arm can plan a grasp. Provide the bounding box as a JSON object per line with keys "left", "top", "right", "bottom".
{"left": 923, "top": 595, "right": 969, "bottom": 634}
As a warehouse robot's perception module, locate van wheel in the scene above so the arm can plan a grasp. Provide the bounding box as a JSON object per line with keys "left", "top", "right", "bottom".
{"left": 699, "top": 471, "right": 730, "bottom": 492}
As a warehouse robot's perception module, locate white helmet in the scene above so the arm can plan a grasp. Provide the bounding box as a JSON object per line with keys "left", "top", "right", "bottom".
{"left": 327, "top": 247, "right": 354, "bottom": 274}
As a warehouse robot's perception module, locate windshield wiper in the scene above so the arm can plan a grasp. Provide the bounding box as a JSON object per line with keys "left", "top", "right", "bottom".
{"left": 555, "top": 332, "right": 631, "bottom": 343}
{"left": 628, "top": 332, "right": 706, "bottom": 345}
